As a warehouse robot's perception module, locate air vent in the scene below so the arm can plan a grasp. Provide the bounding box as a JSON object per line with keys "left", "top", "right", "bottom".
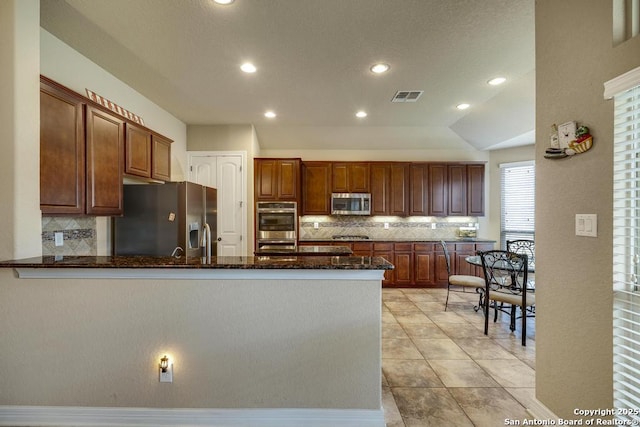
{"left": 391, "top": 90, "right": 424, "bottom": 103}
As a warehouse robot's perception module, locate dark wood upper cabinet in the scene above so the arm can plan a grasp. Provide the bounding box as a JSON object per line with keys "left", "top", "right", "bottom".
{"left": 302, "top": 161, "right": 332, "bottom": 214}
{"left": 151, "top": 134, "right": 172, "bottom": 181}
{"left": 467, "top": 164, "right": 485, "bottom": 216}
{"left": 254, "top": 158, "right": 300, "bottom": 201}
{"left": 447, "top": 164, "right": 467, "bottom": 216}
{"left": 125, "top": 124, "right": 152, "bottom": 178}
{"left": 85, "top": 106, "right": 124, "bottom": 216}
{"left": 331, "top": 162, "right": 370, "bottom": 193}
{"left": 428, "top": 164, "right": 448, "bottom": 216}
{"left": 40, "top": 78, "right": 86, "bottom": 215}
{"left": 409, "top": 163, "right": 429, "bottom": 216}
{"left": 371, "top": 163, "right": 409, "bottom": 216}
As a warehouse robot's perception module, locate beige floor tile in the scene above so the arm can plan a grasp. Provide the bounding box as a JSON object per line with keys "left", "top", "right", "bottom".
{"left": 383, "top": 338, "right": 424, "bottom": 359}
{"left": 449, "top": 387, "right": 531, "bottom": 427}
{"left": 426, "top": 311, "right": 468, "bottom": 324}
{"left": 382, "top": 386, "right": 406, "bottom": 427}
{"left": 386, "top": 301, "right": 422, "bottom": 312}
{"left": 402, "top": 323, "right": 449, "bottom": 339}
{"left": 428, "top": 360, "right": 500, "bottom": 387}
{"left": 504, "top": 387, "right": 537, "bottom": 411}
{"left": 383, "top": 359, "right": 444, "bottom": 387}
{"left": 414, "top": 301, "right": 446, "bottom": 312}
{"left": 395, "top": 311, "right": 435, "bottom": 325}
{"left": 413, "top": 338, "right": 471, "bottom": 360}
{"left": 476, "top": 359, "right": 536, "bottom": 388}
{"left": 454, "top": 337, "right": 517, "bottom": 360}
{"left": 405, "top": 293, "right": 442, "bottom": 302}
{"left": 392, "top": 387, "right": 474, "bottom": 427}
{"left": 435, "top": 322, "right": 485, "bottom": 339}
{"left": 493, "top": 337, "right": 536, "bottom": 359}
{"left": 383, "top": 310, "right": 400, "bottom": 324}
{"left": 383, "top": 323, "right": 410, "bottom": 339}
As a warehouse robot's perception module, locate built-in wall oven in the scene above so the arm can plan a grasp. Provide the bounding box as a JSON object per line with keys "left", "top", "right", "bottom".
{"left": 255, "top": 201, "right": 297, "bottom": 251}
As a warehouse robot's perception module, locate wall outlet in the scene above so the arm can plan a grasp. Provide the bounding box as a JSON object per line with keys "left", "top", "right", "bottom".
{"left": 159, "top": 363, "right": 173, "bottom": 383}
{"left": 431, "top": 223, "right": 437, "bottom": 230}
{"left": 314, "top": 222, "right": 319, "bottom": 229}
{"left": 384, "top": 223, "right": 389, "bottom": 230}
{"left": 54, "top": 232, "right": 64, "bottom": 247}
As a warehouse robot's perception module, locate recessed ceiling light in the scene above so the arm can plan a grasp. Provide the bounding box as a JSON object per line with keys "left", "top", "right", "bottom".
{"left": 214, "top": 0, "right": 234, "bottom": 4}
{"left": 264, "top": 111, "right": 276, "bottom": 118}
{"left": 356, "top": 111, "right": 368, "bottom": 118}
{"left": 456, "top": 103, "right": 470, "bottom": 110}
{"left": 240, "top": 63, "right": 257, "bottom": 73}
{"left": 488, "top": 77, "right": 506, "bottom": 86}
{"left": 370, "top": 63, "right": 390, "bottom": 74}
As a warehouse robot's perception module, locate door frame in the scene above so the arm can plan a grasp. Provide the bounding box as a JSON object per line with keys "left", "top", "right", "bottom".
{"left": 187, "top": 151, "right": 248, "bottom": 256}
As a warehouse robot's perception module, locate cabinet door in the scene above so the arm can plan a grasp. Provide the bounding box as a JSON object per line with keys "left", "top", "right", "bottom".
{"left": 448, "top": 164, "right": 467, "bottom": 216}
{"left": 151, "top": 134, "right": 172, "bottom": 181}
{"left": 352, "top": 242, "right": 372, "bottom": 256}
{"left": 389, "top": 163, "right": 409, "bottom": 216}
{"left": 414, "top": 243, "right": 436, "bottom": 286}
{"left": 409, "top": 164, "right": 428, "bottom": 215}
{"left": 467, "top": 164, "right": 485, "bottom": 216}
{"left": 373, "top": 243, "right": 394, "bottom": 286}
{"left": 393, "top": 243, "right": 413, "bottom": 286}
{"left": 370, "top": 163, "right": 390, "bottom": 215}
{"left": 428, "top": 164, "right": 448, "bottom": 216}
{"left": 86, "top": 106, "right": 124, "bottom": 215}
{"left": 434, "top": 245, "right": 451, "bottom": 286}
{"left": 277, "top": 159, "right": 300, "bottom": 200}
{"left": 40, "top": 79, "right": 86, "bottom": 215}
{"left": 302, "top": 162, "right": 332, "bottom": 214}
{"left": 349, "top": 163, "right": 370, "bottom": 193}
{"left": 125, "top": 124, "right": 152, "bottom": 178}
{"left": 255, "top": 159, "right": 278, "bottom": 199}
{"left": 454, "top": 243, "right": 476, "bottom": 276}
{"left": 331, "top": 163, "right": 349, "bottom": 193}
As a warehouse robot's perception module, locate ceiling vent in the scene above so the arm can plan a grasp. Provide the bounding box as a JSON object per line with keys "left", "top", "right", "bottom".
{"left": 391, "top": 90, "right": 424, "bottom": 103}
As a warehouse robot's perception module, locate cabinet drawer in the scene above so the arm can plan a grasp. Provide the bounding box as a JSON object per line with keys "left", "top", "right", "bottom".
{"left": 394, "top": 242, "right": 412, "bottom": 251}
{"left": 373, "top": 242, "right": 393, "bottom": 251}
{"left": 353, "top": 242, "right": 372, "bottom": 253}
{"left": 414, "top": 243, "right": 435, "bottom": 252}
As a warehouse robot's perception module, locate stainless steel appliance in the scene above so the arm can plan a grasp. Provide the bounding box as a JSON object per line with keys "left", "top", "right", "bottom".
{"left": 256, "top": 201, "right": 297, "bottom": 251}
{"left": 113, "top": 181, "right": 217, "bottom": 259}
{"left": 331, "top": 193, "right": 371, "bottom": 215}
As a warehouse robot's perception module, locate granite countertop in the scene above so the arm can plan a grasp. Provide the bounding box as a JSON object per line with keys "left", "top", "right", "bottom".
{"left": 255, "top": 245, "right": 353, "bottom": 256}
{"left": 300, "top": 238, "right": 496, "bottom": 243}
{"left": 0, "top": 255, "right": 393, "bottom": 270}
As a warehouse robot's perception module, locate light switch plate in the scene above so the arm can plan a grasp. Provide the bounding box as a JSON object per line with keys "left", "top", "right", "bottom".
{"left": 575, "top": 214, "right": 597, "bottom": 237}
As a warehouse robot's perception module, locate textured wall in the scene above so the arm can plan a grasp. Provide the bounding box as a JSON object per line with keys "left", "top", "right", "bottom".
{"left": 0, "top": 270, "right": 381, "bottom": 410}
{"left": 535, "top": 0, "right": 640, "bottom": 417}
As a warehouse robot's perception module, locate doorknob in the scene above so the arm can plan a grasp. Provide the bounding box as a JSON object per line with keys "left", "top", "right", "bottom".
{"left": 217, "top": 237, "right": 222, "bottom": 241}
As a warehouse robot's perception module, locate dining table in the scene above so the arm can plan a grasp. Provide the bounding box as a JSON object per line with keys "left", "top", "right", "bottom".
{"left": 465, "top": 255, "right": 535, "bottom": 273}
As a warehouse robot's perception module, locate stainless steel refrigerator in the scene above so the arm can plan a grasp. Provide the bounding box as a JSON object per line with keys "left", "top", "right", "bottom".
{"left": 113, "top": 181, "right": 217, "bottom": 258}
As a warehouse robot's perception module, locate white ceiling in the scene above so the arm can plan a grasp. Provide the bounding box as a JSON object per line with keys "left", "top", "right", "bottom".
{"left": 40, "top": 0, "right": 535, "bottom": 151}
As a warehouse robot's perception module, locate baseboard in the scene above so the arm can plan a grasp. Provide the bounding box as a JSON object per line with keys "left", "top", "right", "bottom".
{"left": 527, "top": 398, "right": 559, "bottom": 422}
{"left": 0, "top": 405, "right": 386, "bottom": 427}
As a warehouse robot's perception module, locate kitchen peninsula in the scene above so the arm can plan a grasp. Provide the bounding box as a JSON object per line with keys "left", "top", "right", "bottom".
{"left": 0, "top": 255, "right": 391, "bottom": 427}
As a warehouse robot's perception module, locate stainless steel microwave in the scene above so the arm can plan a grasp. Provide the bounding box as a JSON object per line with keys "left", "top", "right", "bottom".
{"left": 331, "top": 193, "right": 371, "bottom": 215}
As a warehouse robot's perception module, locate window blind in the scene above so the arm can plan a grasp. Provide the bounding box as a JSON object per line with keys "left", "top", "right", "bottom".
{"left": 500, "top": 161, "right": 535, "bottom": 249}
{"left": 613, "top": 83, "right": 640, "bottom": 422}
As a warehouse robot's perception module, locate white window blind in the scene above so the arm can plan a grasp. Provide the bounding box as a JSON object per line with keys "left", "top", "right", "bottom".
{"left": 500, "top": 161, "right": 535, "bottom": 249}
{"left": 613, "top": 83, "right": 640, "bottom": 422}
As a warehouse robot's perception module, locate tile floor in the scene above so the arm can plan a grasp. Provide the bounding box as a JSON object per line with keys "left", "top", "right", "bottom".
{"left": 381, "top": 287, "right": 536, "bottom": 427}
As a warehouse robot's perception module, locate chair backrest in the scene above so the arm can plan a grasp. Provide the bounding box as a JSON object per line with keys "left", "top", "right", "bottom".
{"left": 439, "top": 240, "right": 452, "bottom": 276}
{"left": 506, "top": 240, "right": 535, "bottom": 263}
{"left": 479, "top": 250, "right": 529, "bottom": 293}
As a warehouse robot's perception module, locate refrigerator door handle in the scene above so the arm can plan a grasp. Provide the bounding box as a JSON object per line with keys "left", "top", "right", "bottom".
{"left": 200, "top": 223, "right": 212, "bottom": 263}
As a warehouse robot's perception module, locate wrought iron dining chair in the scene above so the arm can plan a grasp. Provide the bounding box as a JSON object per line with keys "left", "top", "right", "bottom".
{"left": 479, "top": 250, "right": 535, "bottom": 346}
{"left": 440, "top": 240, "right": 485, "bottom": 311}
{"left": 507, "top": 239, "right": 535, "bottom": 288}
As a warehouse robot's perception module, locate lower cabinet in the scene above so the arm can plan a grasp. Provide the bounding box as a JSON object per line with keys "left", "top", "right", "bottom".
{"left": 299, "top": 240, "right": 493, "bottom": 287}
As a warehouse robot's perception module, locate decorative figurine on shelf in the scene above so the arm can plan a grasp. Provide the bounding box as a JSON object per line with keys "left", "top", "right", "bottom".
{"left": 545, "top": 122, "right": 593, "bottom": 159}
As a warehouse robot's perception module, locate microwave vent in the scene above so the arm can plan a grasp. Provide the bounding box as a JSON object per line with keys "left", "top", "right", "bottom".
{"left": 392, "top": 90, "right": 424, "bottom": 103}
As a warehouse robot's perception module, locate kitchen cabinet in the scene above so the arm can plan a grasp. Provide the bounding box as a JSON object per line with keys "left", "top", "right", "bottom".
{"left": 332, "top": 162, "right": 370, "bottom": 193}
{"left": 426, "top": 163, "right": 485, "bottom": 217}
{"left": 301, "top": 162, "right": 332, "bottom": 214}
{"left": 254, "top": 158, "right": 301, "bottom": 201}
{"left": 372, "top": 242, "right": 394, "bottom": 286}
{"left": 393, "top": 243, "right": 413, "bottom": 286}
{"left": 125, "top": 124, "right": 152, "bottom": 178}
{"left": 447, "top": 164, "right": 467, "bottom": 216}
{"left": 151, "top": 134, "right": 172, "bottom": 181}
{"left": 428, "top": 164, "right": 448, "bottom": 216}
{"left": 40, "top": 77, "right": 86, "bottom": 215}
{"left": 409, "top": 163, "right": 429, "bottom": 216}
{"left": 467, "top": 164, "right": 485, "bottom": 216}
{"left": 414, "top": 243, "right": 436, "bottom": 286}
{"left": 85, "top": 105, "right": 125, "bottom": 216}
{"left": 371, "top": 163, "right": 409, "bottom": 216}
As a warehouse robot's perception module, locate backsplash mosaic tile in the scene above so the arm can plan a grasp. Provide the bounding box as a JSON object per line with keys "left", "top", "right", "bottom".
{"left": 42, "top": 216, "right": 97, "bottom": 256}
{"left": 299, "top": 215, "right": 478, "bottom": 240}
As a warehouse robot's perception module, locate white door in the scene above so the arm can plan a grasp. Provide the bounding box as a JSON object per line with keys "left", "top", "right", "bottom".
{"left": 188, "top": 152, "right": 246, "bottom": 256}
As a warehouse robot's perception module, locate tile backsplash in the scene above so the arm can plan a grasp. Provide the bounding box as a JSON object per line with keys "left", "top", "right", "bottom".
{"left": 42, "top": 216, "right": 97, "bottom": 256}
{"left": 299, "top": 215, "right": 478, "bottom": 240}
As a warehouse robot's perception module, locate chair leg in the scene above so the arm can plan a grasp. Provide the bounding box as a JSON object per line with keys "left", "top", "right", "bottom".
{"left": 510, "top": 305, "right": 516, "bottom": 331}
{"left": 444, "top": 285, "right": 450, "bottom": 312}
{"left": 484, "top": 294, "right": 490, "bottom": 336}
{"left": 522, "top": 306, "right": 527, "bottom": 346}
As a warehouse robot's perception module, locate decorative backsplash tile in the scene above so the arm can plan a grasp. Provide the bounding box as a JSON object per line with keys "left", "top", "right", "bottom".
{"left": 299, "top": 215, "right": 478, "bottom": 240}
{"left": 42, "top": 216, "right": 97, "bottom": 256}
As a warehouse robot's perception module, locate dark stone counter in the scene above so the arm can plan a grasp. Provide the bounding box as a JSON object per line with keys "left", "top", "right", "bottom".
{"left": 0, "top": 255, "right": 393, "bottom": 270}
{"left": 254, "top": 245, "right": 353, "bottom": 256}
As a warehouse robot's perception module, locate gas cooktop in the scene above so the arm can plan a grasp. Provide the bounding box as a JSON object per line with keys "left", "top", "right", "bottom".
{"left": 332, "top": 235, "right": 370, "bottom": 240}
